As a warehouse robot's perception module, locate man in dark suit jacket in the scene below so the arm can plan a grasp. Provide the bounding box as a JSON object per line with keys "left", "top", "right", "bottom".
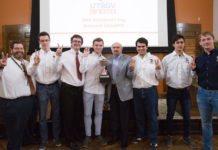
{"left": 106, "top": 42, "right": 134, "bottom": 150}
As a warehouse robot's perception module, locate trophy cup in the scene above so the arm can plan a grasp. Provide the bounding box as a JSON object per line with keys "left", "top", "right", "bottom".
{"left": 99, "top": 59, "right": 110, "bottom": 83}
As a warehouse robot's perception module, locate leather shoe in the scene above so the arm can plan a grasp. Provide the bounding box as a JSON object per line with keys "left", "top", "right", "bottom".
{"left": 23, "top": 138, "right": 39, "bottom": 146}
{"left": 108, "top": 137, "right": 119, "bottom": 145}
{"left": 67, "top": 142, "right": 80, "bottom": 150}
{"left": 75, "top": 136, "right": 83, "bottom": 143}
{"left": 121, "top": 147, "right": 127, "bottom": 150}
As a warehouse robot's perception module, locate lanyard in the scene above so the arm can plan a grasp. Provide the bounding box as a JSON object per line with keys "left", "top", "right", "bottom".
{"left": 11, "top": 57, "right": 29, "bottom": 85}
{"left": 11, "top": 57, "right": 24, "bottom": 72}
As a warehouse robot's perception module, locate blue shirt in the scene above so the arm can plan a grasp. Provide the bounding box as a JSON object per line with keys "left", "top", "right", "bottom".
{"left": 195, "top": 48, "right": 218, "bottom": 90}
{"left": 112, "top": 54, "right": 122, "bottom": 84}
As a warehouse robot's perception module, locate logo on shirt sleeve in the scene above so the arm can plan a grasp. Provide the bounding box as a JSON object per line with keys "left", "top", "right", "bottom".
{"left": 150, "top": 59, "right": 153, "bottom": 64}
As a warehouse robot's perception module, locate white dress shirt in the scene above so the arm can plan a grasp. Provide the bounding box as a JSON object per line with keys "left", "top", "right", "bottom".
{"left": 57, "top": 49, "right": 85, "bottom": 87}
{"left": 132, "top": 53, "right": 164, "bottom": 88}
{"left": 162, "top": 51, "right": 194, "bottom": 88}
{"left": 27, "top": 49, "right": 60, "bottom": 84}
{"left": 0, "top": 57, "right": 35, "bottom": 99}
{"left": 80, "top": 52, "right": 105, "bottom": 94}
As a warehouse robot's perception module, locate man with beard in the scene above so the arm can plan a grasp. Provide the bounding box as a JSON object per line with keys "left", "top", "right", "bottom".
{"left": 0, "top": 41, "right": 35, "bottom": 150}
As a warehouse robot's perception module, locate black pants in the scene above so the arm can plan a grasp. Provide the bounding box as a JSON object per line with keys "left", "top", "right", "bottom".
{"left": 110, "top": 85, "right": 130, "bottom": 148}
{"left": 23, "top": 95, "right": 38, "bottom": 145}
{"left": 0, "top": 96, "right": 34, "bottom": 150}
{"left": 167, "top": 86, "right": 191, "bottom": 138}
{"left": 60, "top": 82, "right": 84, "bottom": 143}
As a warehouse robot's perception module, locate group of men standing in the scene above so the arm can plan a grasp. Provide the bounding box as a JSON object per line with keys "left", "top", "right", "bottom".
{"left": 0, "top": 31, "right": 217, "bottom": 150}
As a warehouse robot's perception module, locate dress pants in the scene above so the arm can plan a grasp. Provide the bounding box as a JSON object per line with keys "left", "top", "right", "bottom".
{"left": 83, "top": 91, "right": 104, "bottom": 136}
{"left": 60, "top": 82, "right": 84, "bottom": 143}
{"left": 166, "top": 86, "right": 191, "bottom": 138}
{"left": 23, "top": 95, "right": 38, "bottom": 145}
{"left": 110, "top": 85, "right": 130, "bottom": 148}
{"left": 0, "top": 96, "right": 34, "bottom": 150}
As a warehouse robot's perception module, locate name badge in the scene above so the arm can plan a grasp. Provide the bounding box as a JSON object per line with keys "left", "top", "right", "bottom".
{"left": 185, "top": 58, "right": 189, "bottom": 63}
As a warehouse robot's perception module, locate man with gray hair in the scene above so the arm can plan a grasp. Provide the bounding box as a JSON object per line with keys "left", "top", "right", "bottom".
{"left": 106, "top": 42, "right": 134, "bottom": 150}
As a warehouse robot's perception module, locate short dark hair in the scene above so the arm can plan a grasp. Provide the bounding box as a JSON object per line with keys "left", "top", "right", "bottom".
{"left": 71, "top": 34, "right": 83, "bottom": 44}
{"left": 199, "top": 32, "right": 215, "bottom": 41}
{"left": 135, "top": 37, "right": 148, "bottom": 46}
{"left": 92, "top": 37, "right": 104, "bottom": 45}
{"left": 172, "top": 34, "right": 185, "bottom": 44}
{"left": 10, "top": 41, "right": 24, "bottom": 49}
{"left": 38, "top": 31, "right": 50, "bottom": 40}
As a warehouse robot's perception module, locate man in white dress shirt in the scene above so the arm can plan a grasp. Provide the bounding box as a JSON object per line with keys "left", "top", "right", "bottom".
{"left": 79, "top": 38, "right": 107, "bottom": 147}
{"left": 57, "top": 34, "right": 84, "bottom": 150}
{"left": 27, "top": 32, "right": 62, "bottom": 150}
{"left": 162, "top": 34, "right": 197, "bottom": 148}
{"left": 0, "top": 41, "right": 34, "bottom": 150}
{"left": 131, "top": 37, "right": 164, "bottom": 150}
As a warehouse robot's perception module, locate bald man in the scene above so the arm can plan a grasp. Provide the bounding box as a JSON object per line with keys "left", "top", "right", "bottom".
{"left": 106, "top": 42, "right": 134, "bottom": 150}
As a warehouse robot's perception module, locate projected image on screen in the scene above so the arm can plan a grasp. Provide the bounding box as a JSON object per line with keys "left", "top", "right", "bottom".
{"left": 40, "top": 0, "right": 168, "bottom": 48}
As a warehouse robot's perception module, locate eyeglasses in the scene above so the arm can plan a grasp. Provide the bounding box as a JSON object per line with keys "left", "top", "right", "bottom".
{"left": 40, "top": 39, "right": 50, "bottom": 42}
{"left": 72, "top": 40, "right": 82, "bottom": 43}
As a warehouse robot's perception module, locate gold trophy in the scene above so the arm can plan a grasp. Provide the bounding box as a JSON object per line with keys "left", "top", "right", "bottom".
{"left": 99, "top": 59, "right": 110, "bottom": 83}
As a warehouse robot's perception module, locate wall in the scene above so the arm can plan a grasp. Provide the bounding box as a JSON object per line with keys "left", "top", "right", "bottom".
{"left": 214, "top": 0, "right": 218, "bottom": 39}
{"left": 0, "top": 0, "right": 32, "bottom": 49}
{"left": 0, "top": 0, "right": 214, "bottom": 48}
{"left": 175, "top": 0, "right": 213, "bottom": 32}
{"left": 0, "top": 0, "right": 214, "bottom": 95}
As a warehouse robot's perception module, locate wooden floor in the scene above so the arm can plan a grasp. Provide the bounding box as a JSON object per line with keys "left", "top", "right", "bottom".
{"left": 1, "top": 135, "right": 218, "bottom": 150}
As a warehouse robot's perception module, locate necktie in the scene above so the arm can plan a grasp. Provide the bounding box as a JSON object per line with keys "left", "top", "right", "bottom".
{"left": 76, "top": 52, "right": 82, "bottom": 81}
{"left": 21, "top": 63, "right": 36, "bottom": 95}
